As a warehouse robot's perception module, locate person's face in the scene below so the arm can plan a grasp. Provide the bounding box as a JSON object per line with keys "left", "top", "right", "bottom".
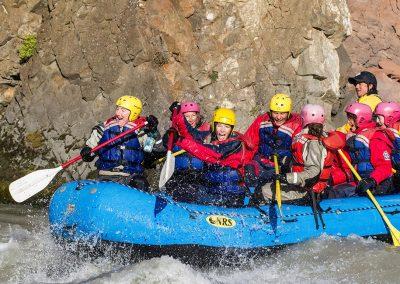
{"left": 347, "top": 114, "right": 357, "bottom": 131}
{"left": 354, "top": 82, "right": 373, "bottom": 98}
{"left": 271, "top": 111, "right": 289, "bottom": 126}
{"left": 215, "top": 123, "right": 233, "bottom": 141}
{"left": 115, "top": 106, "right": 130, "bottom": 125}
{"left": 184, "top": 111, "right": 200, "bottom": 127}
{"left": 376, "top": 115, "right": 386, "bottom": 127}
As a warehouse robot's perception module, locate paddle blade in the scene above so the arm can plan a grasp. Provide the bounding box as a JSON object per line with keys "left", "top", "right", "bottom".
{"left": 159, "top": 152, "right": 175, "bottom": 189}
{"left": 9, "top": 166, "right": 63, "bottom": 203}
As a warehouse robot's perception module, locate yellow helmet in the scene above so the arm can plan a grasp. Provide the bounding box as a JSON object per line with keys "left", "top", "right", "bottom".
{"left": 212, "top": 108, "right": 236, "bottom": 130}
{"left": 269, "top": 93, "right": 292, "bottom": 113}
{"left": 115, "top": 95, "right": 143, "bottom": 121}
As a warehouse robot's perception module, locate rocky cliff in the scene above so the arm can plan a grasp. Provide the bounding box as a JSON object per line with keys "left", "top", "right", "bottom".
{"left": 0, "top": 0, "right": 399, "bottom": 201}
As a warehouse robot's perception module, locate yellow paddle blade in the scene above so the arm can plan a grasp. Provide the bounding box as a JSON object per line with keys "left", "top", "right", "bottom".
{"left": 273, "top": 154, "right": 282, "bottom": 216}
{"left": 366, "top": 190, "right": 400, "bottom": 247}
{"left": 338, "top": 149, "right": 400, "bottom": 247}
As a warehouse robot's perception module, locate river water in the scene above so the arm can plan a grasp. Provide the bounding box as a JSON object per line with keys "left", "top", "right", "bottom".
{"left": 1, "top": 204, "right": 400, "bottom": 284}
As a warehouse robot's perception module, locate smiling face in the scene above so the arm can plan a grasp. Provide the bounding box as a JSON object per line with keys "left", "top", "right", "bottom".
{"left": 115, "top": 106, "right": 130, "bottom": 126}
{"left": 215, "top": 123, "right": 233, "bottom": 141}
{"left": 183, "top": 111, "right": 201, "bottom": 127}
{"left": 354, "top": 82, "right": 373, "bottom": 98}
{"left": 376, "top": 115, "right": 386, "bottom": 128}
{"left": 271, "top": 111, "right": 289, "bottom": 126}
{"left": 347, "top": 113, "right": 357, "bottom": 131}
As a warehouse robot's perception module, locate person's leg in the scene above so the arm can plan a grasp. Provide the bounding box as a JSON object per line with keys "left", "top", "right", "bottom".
{"left": 373, "top": 178, "right": 395, "bottom": 195}
{"left": 326, "top": 183, "right": 356, "bottom": 199}
{"left": 129, "top": 174, "right": 150, "bottom": 191}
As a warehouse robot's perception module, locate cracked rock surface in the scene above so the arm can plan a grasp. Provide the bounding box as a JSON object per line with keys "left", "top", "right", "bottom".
{"left": 0, "top": 0, "right": 398, "bottom": 199}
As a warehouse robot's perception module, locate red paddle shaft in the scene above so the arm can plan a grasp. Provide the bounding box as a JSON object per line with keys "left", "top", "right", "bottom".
{"left": 61, "top": 119, "right": 147, "bottom": 169}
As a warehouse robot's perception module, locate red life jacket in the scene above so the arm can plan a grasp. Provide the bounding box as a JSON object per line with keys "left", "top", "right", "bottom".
{"left": 291, "top": 133, "right": 334, "bottom": 193}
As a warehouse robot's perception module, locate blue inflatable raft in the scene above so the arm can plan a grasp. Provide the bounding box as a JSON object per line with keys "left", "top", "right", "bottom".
{"left": 49, "top": 180, "right": 400, "bottom": 259}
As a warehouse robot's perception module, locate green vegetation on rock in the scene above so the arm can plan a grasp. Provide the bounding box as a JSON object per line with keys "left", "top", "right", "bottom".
{"left": 18, "top": 35, "right": 37, "bottom": 62}
{"left": 25, "top": 131, "right": 45, "bottom": 149}
{"left": 209, "top": 70, "right": 218, "bottom": 82}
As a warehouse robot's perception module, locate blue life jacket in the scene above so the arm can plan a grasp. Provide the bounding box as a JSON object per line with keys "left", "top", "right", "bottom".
{"left": 173, "top": 145, "right": 205, "bottom": 171}
{"left": 258, "top": 120, "right": 298, "bottom": 162}
{"left": 389, "top": 127, "right": 400, "bottom": 170}
{"left": 174, "top": 121, "right": 210, "bottom": 171}
{"left": 203, "top": 165, "right": 244, "bottom": 195}
{"left": 202, "top": 135, "right": 245, "bottom": 197}
{"left": 96, "top": 120, "right": 144, "bottom": 174}
{"left": 346, "top": 129, "right": 375, "bottom": 179}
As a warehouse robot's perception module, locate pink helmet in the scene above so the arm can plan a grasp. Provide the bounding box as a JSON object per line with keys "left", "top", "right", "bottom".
{"left": 374, "top": 102, "right": 400, "bottom": 127}
{"left": 180, "top": 101, "right": 200, "bottom": 113}
{"left": 301, "top": 104, "right": 325, "bottom": 127}
{"left": 345, "top": 102, "right": 373, "bottom": 127}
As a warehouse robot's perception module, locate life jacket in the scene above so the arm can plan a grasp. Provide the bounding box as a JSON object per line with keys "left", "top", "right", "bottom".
{"left": 203, "top": 133, "right": 245, "bottom": 195}
{"left": 346, "top": 128, "right": 377, "bottom": 179}
{"left": 291, "top": 133, "right": 334, "bottom": 192}
{"left": 257, "top": 114, "right": 301, "bottom": 165}
{"left": 96, "top": 118, "right": 144, "bottom": 174}
{"left": 382, "top": 124, "right": 400, "bottom": 170}
{"left": 174, "top": 121, "right": 211, "bottom": 171}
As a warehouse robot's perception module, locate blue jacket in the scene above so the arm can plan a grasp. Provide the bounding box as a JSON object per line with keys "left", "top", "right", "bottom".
{"left": 346, "top": 130, "right": 375, "bottom": 179}
{"left": 96, "top": 120, "right": 144, "bottom": 174}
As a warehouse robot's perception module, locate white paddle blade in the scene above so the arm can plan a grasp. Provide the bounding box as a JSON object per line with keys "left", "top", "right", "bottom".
{"left": 9, "top": 166, "right": 63, "bottom": 203}
{"left": 159, "top": 152, "right": 175, "bottom": 189}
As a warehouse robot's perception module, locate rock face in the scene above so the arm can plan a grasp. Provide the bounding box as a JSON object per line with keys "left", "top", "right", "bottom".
{"left": 341, "top": 0, "right": 400, "bottom": 106}
{"left": 1, "top": 0, "right": 353, "bottom": 196}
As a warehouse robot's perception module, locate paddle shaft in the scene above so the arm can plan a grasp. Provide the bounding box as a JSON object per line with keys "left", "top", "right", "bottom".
{"left": 62, "top": 119, "right": 147, "bottom": 169}
{"left": 156, "top": 149, "right": 186, "bottom": 164}
{"left": 337, "top": 149, "right": 400, "bottom": 246}
{"left": 273, "top": 154, "right": 283, "bottom": 215}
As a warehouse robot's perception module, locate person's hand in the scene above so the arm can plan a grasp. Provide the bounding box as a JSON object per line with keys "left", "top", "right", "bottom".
{"left": 272, "top": 173, "right": 288, "bottom": 184}
{"left": 162, "top": 128, "right": 179, "bottom": 147}
{"left": 144, "top": 115, "right": 158, "bottom": 134}
{"left": 355, "top": 177, "right": 377, "bottom": 195}
{"left": 80, "top": 146, "right": 95, "bottom": 162}
{"left": 169, "top": 101, "right": 180, "bottom": 113}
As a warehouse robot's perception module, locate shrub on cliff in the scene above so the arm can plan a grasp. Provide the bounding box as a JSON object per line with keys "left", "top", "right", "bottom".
{"left": 18, "top": 35, "right": 37, "bottom": 63}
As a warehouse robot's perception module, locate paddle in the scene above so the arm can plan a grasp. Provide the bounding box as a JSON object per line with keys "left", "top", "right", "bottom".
{"left": 273, "top": 154, "right": 283, "bottom": 216}
{"left": 155, "top": 149, "right": 186, "bottom": 164}
{"left": 9, "top": 119, "right": 147, "bottom": 203}
{"left": 337, "top": 149, "right": 400, "bottom": 247}
{"left": 158, "top": 129, "right": 176, "bottom": 189}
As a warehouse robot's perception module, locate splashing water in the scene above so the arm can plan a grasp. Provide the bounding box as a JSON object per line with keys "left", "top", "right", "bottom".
{"left": 1, "top": 204, "right": 400, "bottom": 283}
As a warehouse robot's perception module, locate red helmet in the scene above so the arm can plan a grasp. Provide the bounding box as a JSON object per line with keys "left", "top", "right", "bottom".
{"left": 374, "top": 102, "right": 400, "bottom": 127}
{"left": 181, "top": 101, "right": 200, "bottom": 113}
{"left": 345, "top": 102, "right": 373, "bottom": 127}
{"left": 301, "top": 104, "right": 325, "bottom": 127}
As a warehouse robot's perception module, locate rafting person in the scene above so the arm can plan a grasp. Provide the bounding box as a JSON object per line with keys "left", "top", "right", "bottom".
{"left": 164, "top": 101, "right": 211, "bottom": 198}
{"left": 337, "top": 71, "right": 382, "bottom": 134}
{"left": 267, "top": 104, "right": 353, "bottom": 202}
{"left": 80, "top": 95, "right": 161, "bottom": 190}
{"left": 196, "top": 108, "right": 247, "bottom": 206}
{"left": 374, "top": 101, "right": 400, "bottom": 184}
{"left": 241, "top": 93, "right": 302, "bottom": 202}
{"left": 333, "top": 102, "right": 396, "bottom": 197}
{"left": 168, "top": 106, "right": 255, "bottom": 206}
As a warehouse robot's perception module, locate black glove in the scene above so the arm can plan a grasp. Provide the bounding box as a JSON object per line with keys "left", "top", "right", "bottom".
{"left": 272, "top": 173, "right": 288, "bottom": 184}
{"left": 355, "top": 177, "right": 377, "bottom": 195}
{"left": 169, "top": 101, "right": 181, "bottom": 113}
{"left": 162, "top": 128, "right": 179, "bottom": 147}
{"left": 144, "top": 115, "right": 158, "bottom": 134}
{"left": 80, "top": 146, "right": 95, "bottom": 162}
